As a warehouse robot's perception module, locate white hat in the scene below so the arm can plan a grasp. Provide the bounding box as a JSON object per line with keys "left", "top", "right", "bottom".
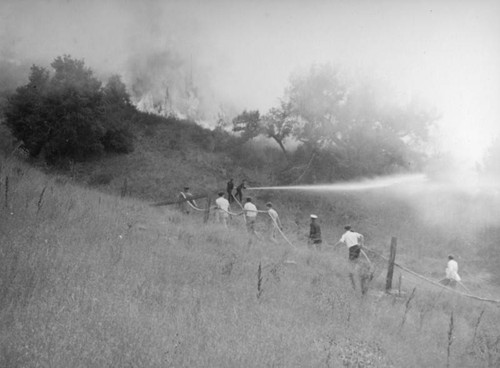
{"left": 310, "top": 214, "right": 318, "bottom": 219}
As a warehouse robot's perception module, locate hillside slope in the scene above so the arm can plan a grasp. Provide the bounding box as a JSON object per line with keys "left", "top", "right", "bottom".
{"left": 1, "top": 158, "right": 499, "bottom": 367}
{"left": 59, "top": 113, "right": 274, "bottom": 203}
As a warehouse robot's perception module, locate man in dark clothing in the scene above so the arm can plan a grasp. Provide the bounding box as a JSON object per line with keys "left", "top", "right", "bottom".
{"left": 227, "top": 178, "right": 234, "bottom": 203}
{"left": 308, "top": 214, "right": 322, "bottom": 250}
{"left": 235, "top": 180, "right": 246, "bottom": 203}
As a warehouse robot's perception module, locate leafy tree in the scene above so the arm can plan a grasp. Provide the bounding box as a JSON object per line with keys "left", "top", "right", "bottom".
{"left": 232, "top": 102, "right": 296, "bottom": 163}
{"left": 232, "top": 63, "right": 436, "bottom": 182}
{"left": 3, "top": 55, "right": 135, "bottom": 164}
{"left": 337, "top": 80, "right": 435, "bottom": 175}
{"left": 261, "top": 101, "right": 296, "bottom": 162}
{"left": 285, "top": 64, "right": 436, "bottom": 180}
{"left": 4, "top": 65, "right": 52, "bottom": 158}
{"left": 103, "top": 74, "right": 132, "bottom": 108}
{"left": 101, "top": 75, "right": 135, "bottom": 153}
{"left": 287, "top": 64, "right": 348, "bottom": 149}
{"left": 42, "top": 56, "right": 106, "bottom": 162}
{"left": 232, "top": 110, "right": 261, "bottom": 143}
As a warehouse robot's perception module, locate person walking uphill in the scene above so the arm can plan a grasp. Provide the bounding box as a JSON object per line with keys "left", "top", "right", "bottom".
{"left": 308, "top": 214, "right": 322, "bottom": 250}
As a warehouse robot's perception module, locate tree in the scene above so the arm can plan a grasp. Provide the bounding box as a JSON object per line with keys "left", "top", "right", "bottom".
{"left": 101, "top": 75, "right": 135, "bottom": 153}
{"left": 232, "top": 110, "right": 261, "bottom": 142}
{"left": 260, "top": 101, "right": 296, "bottom": 163}
{"left": 287, "top": 64, "right": 348, "bottom": 149}
{"left": 231, "top": 104, "right": 296, "bottom": 163}
{"left": 285, "top": 64, "right": 436, "bottom": 179}
{"left": 335, "top": 80, "right": 436, "bottom": 175}
{"left": 3, "top": 55, "right": 135, "bottom": 164}
{"left": 103, "top": 74, "right": 132, "bottom": 108}
{"left": 231, "top": 62, "right": 436, "bottom": 183}
{"left": 42, "top": 56, "right": 106, "bottom": 162}
{"left": 3, "top": 65, "right": 56, "bottom": 158}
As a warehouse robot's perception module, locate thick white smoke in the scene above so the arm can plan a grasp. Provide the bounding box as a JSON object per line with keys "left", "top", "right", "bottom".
{"left": 0, "top": 0, "right": 231, "bottom": 123}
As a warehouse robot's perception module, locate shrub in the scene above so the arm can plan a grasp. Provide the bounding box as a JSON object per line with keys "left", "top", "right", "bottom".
{"left": 101, "top": 127, "right": 134, "bottom": 153}
{"left": 3, "top": 55, "right": 135, "bottom": 165}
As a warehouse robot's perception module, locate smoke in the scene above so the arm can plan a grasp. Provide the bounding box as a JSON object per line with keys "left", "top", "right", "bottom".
{"left": 1, "top": 0, "right": 499, "bottom": 157}
{"left": 0, "top": 0, "right": 232, "bottom": 122}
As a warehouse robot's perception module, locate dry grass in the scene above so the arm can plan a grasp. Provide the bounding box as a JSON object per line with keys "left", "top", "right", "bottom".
{"left": 1, "top": 157, "right": 500, "bottom": 367}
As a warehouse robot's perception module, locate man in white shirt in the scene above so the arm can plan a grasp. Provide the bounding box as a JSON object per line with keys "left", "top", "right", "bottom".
{"left": 335, "top": 225, "right": 366, "bottom": 293}
{"left": 243, "top": 197, "right": 258, "bottom": 235}
{"left": 215, "top": 192, "right": 230, "bottom": 228}
{"left": 266, "top": 202, "right": 282, "bottom": 243}
{"left": 336, "top": 225, "right": 365, "bottom": 261}
{"left": 444, "top": 255, "right": 461, "bottom": 288}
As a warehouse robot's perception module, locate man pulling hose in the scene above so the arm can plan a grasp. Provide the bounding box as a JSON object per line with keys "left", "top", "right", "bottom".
{"left": 334, "top": 225, "right": 370, "bottom": 294}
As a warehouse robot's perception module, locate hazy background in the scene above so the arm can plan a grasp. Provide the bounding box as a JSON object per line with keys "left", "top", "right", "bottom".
{"left": 1, "top": 0, "right": 499, "bottom": 165}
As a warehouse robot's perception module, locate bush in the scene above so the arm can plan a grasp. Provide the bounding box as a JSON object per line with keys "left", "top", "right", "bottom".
{"left": 102, "top": 127, "right": 134, "bottom": 153}
{"left": 3, "top": 55, "right": 135, "bottom": 165}
{"left": 0, "top": 121, "right": 16, "bottom": 156}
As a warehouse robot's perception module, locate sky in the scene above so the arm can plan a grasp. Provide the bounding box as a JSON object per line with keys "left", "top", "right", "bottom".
{"left": 1, "top": 0, "right": 499, "bottom": 165}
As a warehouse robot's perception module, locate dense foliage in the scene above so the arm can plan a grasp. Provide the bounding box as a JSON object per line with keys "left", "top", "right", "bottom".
{"left": 3, "top": 55, "right": 135, "bottom": 165}
{"left": 233, "top": 64, "right": 438, "bottom": 183}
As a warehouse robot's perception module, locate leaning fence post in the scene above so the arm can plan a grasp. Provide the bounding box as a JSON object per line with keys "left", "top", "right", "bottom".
{"left": 121, "top": 178, "right": 128, "bottom": 198}
{"left": 4, "top": 176, "right": 9, "bottom": 209}
{"left": 204, "top": 196, "right": 212, "bottom": 223}
{"left": 386, "top": 236, "right": 397, "bottom": 293}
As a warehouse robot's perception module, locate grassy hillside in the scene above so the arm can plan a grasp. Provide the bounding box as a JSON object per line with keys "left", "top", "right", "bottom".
{"left": 1, "top": 157, "right": 500, "bottom": 367}
{"left": 52, "top": 113, "right": 277, "bottom": 203}
{"left": 35, "top": 112, "right": 500, "bottom": 290}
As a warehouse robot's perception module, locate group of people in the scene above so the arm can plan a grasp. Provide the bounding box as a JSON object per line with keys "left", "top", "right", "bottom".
{"left": 307, "top": 215, "right": 364, "bottom": 256}
{"left": 226, "top": 178, "right": 247, "bottom": 204}
{"left": 214, "top": 191, "right": 282, "bottom": 242}
{"left": 213, "top": 187, "right": 365, "bottom": 261}
{"left": 308, "top": 216, "right": 368, "bottom": 291}
{"left": 308, "top": 215, "right": 463, "bottom": 293}
{"left": 180, "top": 185, "right": 463, "bottom": 293}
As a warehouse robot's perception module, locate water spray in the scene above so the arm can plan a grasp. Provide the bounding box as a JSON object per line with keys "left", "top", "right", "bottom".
{"left": 248, "top": 173, "right": 427, "bottom": 192}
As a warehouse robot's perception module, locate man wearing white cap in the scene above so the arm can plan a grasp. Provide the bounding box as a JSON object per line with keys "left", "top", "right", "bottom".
{"left": 308, "top": 214, "right": 322, "bottom": 250}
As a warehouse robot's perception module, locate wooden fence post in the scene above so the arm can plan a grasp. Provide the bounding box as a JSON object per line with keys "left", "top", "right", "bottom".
{"left": 204, "top": 196, "right": 212, "bottom": 223}
{"left": 386, "top": 236, "right": 397, "bottom": 293}
{"left": 4, "top": 176, "right": 9, "bottom": 209}
{"left": 121, "top": 178, "right": 128, "bottom": 198}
